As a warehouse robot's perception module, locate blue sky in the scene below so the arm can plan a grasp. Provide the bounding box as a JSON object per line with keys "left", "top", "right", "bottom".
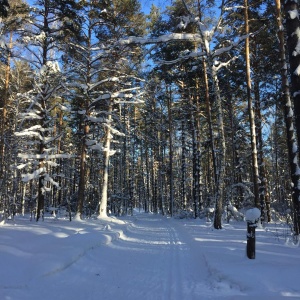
{"left": 140, "top": 0, "right": 172, "bottom": 15}
{"left": 25, "top": 0, "right": 172, "bottom": 15}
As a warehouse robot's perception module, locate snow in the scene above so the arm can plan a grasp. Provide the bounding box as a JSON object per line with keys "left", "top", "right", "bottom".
{"left": 87, "top": 116, "right": 104, "bottom": 123}
{"left": 0, "top": 211, "right": 299, "bottom": 300}
{"left": 292, "top": 28, "right": 300, "bottom": 57}
{"left": 90, "top": 143, "right": 104, "bottom": 151}
{"left": 293, "top": 141, "right": 298, "bottom": 154}
{"left": 288, "top": 9, "right": 299, "bottom": 20}
{"left": 287, "top": 107, "right": 294, "bottom": 117}
{"left": 293, "top": 63, "right": 300, "bottom": 75}
{"left": 120, "top": 33, "right": 202, "bottom": 45}
{"left": 245, "top": 208, "right": 261, "bottom": 222}
{"left": 21, "top": 167, "right": 45, "bottom": 182}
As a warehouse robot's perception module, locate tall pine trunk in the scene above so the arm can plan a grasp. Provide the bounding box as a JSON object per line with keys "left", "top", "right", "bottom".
{"left": 188, "top": 91, "right": 200, "bottom": 219}
{"left": 285, "top": 0, "right": 300, "bottom": 158}
{"left": 275, "top": 0, "right": 300, "bottom": 235}
{"left": 194, "top": 84, "right": 203, "bottom": 213}
{"left": 181, "top": 120, "right": 187, "bottom": 210}
{"left": 244, "top": 0, "right": 260, "bottom": 209}
{"left": 211, "top": 63, "right": 226, "bottom": 229}
{"left": 167, "top": 85, "right": 174, "bottom": 217}
{"left": 76, "top": 121, "right": 89, "bottom": 219}
{"left": 98, "top": 101, "right": 113, "bottom": 218}
{"left": 202, "top": 55, "right": 226, "bottom": 228}
{"left": 36, "top": 7, "right": 50, "bottom": 221}
{"left": 0, "top": 32, "right": 12, "bottom": 181}
{"left": 203, "top": 60, "right": 217, "bottom": 196}
{"left": 254, "top": 78, "right": 271, "bottom": 222}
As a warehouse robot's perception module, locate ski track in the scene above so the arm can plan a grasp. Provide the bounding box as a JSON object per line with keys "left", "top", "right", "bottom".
{"left": 39, "top": 226, "right": 125, "bottom": 278}
{"left": 166, "top": 222, "right": 183, "bottom": 299}
{"left": 121, "top": 214, "right": 245, "bottom": 299}
{"left": 1, "top": 214, "right": 258, "bottom": 300}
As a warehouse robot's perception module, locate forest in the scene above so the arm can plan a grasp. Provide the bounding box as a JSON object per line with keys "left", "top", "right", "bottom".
{"left": 0, "top": 0, "right": 300, "bottom": 235}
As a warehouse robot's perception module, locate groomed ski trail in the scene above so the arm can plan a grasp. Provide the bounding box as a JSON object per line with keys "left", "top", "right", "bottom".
{"left": 2, "top": 213, "right": 247, "bottom": 300}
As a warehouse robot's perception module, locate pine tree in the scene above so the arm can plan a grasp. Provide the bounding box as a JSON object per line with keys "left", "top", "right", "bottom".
{"left": 15, "top": 0, "right": 80, "bottom": 221}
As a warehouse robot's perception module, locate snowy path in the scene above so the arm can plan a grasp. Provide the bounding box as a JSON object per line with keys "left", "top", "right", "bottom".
{"left": 1, "top": 212, "right": 300, "bottom": 299}
{"left": 39, "top": 213, "right": 242, "bottom": 300}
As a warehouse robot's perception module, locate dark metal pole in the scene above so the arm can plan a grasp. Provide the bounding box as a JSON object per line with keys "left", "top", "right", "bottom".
{"left": 246, "top": 208, "right": 260, "bottom": 259}
{"left": 246, "top": 221, "right": 257, "bottom": 259}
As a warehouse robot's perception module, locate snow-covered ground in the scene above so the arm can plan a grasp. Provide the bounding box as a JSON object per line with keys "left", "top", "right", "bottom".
{"left": 0, "top": 211, "right": 299, "bottom": 300}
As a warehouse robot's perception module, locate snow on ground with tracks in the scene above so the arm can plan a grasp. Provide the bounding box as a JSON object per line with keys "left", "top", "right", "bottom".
{"left": 0, "top": 211, "right": 299, "bottom": 300}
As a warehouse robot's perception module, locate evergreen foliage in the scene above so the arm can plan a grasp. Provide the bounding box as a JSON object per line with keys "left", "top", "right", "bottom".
{"left": 0, "top": 0, "right": 299, "bottom": 235}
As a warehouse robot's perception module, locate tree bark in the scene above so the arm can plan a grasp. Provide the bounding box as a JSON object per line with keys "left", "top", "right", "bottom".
{"left": 98, "top": 101, "right": 113, "bottom": 218}
{"left": 244, "top": 0, "right": 260, "bottom": 209}
{"left": 181, "top": 120, "right": 187, "bottom": 210}
{"left": 36, "top": 5, "right": 50, "bottom": 221}
{"left": 203, "top": 60, "right": 217, "bottom": 195}
{"left": 167, "top": 84, "right": 174, "bottom": 217}
{"left": 285, "top": 0, "right": 300, "bottom": 159}
{"left": 254, "top": 78, "right": 271, "bottom": 222}
{"left": 211, "top": 64, "right": 226, "bottom": 229}
{"left": 0, "top": 31, "right": 12, "bottom": 181}
{"left": 275, "top": 0, "right": 300, "bottom": 235}
{"left": 194, "top": 83, "right": 203, "bottom": 213}
{"left": 76, "top": 121, "right": 89, "bottom": 219}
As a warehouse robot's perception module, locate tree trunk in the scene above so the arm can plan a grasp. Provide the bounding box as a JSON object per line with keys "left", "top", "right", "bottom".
{"left": 122, "top": 104, "right": 128, "bottom": 215}
{"left": 145, "top": 145, "right": 150, "bottom": 212}
{"left": 98, "top": 101, "right": 113, "bottom": 218}
{"left": 167, "top": 85, "right": 174, "bottom": 217}
{"left": 181, "top": 121, "right": 187, "bottom": 210}
{"left": 57, "top": 106, "right": 64, "bottom": 206}
{"left": 36, "top": 10, "right": 49, "bottom": 221}
{"left": 244, "top": 0, "right": 260, "bottom": 209}
{"left": 275, "top": 0, "right": 300, "bottom": 235}
{"left": 254, "top": 78, "right": 271, "bottom": 222}
{"left": 211, "top": 64, "right": 226, "bottom": 230}
{"left": 188, "top": 93, "right": 200, "bottom": 219}
{"left": 285, "top": 0, "right": 300, "bottom": 158}
{"left": 194, "top": 84, "right": 203, "bottom": 213}
{"left": 203, "top": 60, "right": 217, "bottom": 195}
{"left": 158, "top": 130, "right": 166, "bottom": 215}
{"left": 76, "top": 120, "right": 89, "bottom": 219}
{"left": 129, "top": 106, "right": 136, "bottom": 215}
{"left": 0, "top": 31, "right": 12, "bottom": 181}
{"left": 254, "top": 82, "right": 271, "bottom": 222}
{"left": 36, "top": 115, "right": 46, "bottom": 221}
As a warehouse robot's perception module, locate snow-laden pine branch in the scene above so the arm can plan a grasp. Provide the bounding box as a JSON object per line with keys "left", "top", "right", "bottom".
{"left": 119, "top": 33, "right": 203, "bottom": 46}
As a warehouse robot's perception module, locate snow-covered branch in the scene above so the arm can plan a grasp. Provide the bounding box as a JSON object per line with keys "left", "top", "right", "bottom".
{"left": 119, "top": 33, "right": 203, "bottom": 46}
{"left": 213, "top": 56, "right": 239, "bottom": 72}
{"left": 157, "top": 50, "right": 205, "bottom": 66}
{"left": 18, "top": 153, "right": 75, "bottom": 160}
